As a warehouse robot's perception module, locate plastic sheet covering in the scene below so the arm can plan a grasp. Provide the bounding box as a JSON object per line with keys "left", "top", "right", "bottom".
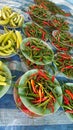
{"left": 0, "top": 0, "right": 73, "bottom": 129}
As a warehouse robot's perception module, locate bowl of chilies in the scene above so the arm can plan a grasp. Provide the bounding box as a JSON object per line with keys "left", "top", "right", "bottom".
{"left": 62, "top": 83, "right": 73, "bottom": 122}
{"left": 51, "top": 30, "right": 73, "bottom": 52}
{"left": 54, "top": 52, "right": 73, "bottom": 79}
{"left": 49, "top": 16, "right": 69, "bottom": 32}
{"left": 0, "top": 61, "right": 12, "bottom": 98}
{"left": 0, "top": 6, "right": 24, "bottom": 28}
{"left": 28, "top": 5, "right": 69, "bottom": 31}
{"left": 20, "top": 37, "right": 54, "bottom": 65}
{"left": 52, "top": 30, "right": 73, "bottom": 49}
{"left": 22, "top": 21, "right": 49, "bottom": 41}
{"left": 0, "top": 29, "right": 22, "bottom": 58}
{"left": 17, "top": 69, "right": 62, "bottom": 116}
{"left": 28, "top": 4, "right": 52, "bottom": 27}
{"left": 34, "top": 0, "right": 71, "bottom": 16}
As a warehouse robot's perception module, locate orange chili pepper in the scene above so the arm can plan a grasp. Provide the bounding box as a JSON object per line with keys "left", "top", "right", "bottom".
{"left": 31, "top": 79, "right": 37, "bottom": 93}
{"left": 65, "top": 89, "right": 73, "bottom": 100}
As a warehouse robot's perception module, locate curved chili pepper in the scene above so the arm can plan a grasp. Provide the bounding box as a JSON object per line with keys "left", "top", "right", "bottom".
{"left": 63, "top": 95, "right": 70, "bottom": 105}
{"left": 65, "top": 89, "right": 73, "bottom": 100}
{"left": 31, "top": 79, "right": 37, "bottom": 93}
{"left": 38, "top": 70, "right": 49, "bottom": 80}
{"left": 65, "top": 110, "right": 73, "bottom": 113}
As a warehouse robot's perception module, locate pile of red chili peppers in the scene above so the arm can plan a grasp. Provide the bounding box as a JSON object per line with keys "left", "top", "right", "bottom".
{"left": 62, "top": 84, "right": 73, "bottom": 114}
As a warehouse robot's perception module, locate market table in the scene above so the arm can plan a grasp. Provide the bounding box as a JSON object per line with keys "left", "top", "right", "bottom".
{"left": 0, "top": 0, "right": 73, "bottom": 130}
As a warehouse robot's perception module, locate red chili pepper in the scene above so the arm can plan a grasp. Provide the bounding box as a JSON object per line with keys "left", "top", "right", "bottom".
{"left": 31, "top": 45, "right": 36, "bottom": 48}
{"left": 17, "top": 97, "right": 21, "bottom": 103}
{"left": 50, "top": 92, "right": 56, "bottom": 102}
{"left": 51, "top": 75, "right": 55, "bottom": 82}
{"left": 50, "top": 103, "right": 54, "bottom": 113}
{"left": 31, "top": 45, "right": 41, "bottom": 51}
{"left": 42, "top": 32, "right": 46, "bottom": 40}
{"left": 52, "top": 42, "right": 67, "bottom": 51}
{"left": 47, "top": 100, "right": 54, "bottom": 113}
{"left": 40, "top": 3, "right": 47, "bottom": 9}
{"left": 35, "top": 48, "right": 41, "bottom": 51}
{"left": 26, "top": 31, "right": 31, "bottom": 37}
{"left": 65, "top": 110, "right": 73, "bottom": 113}
{"left": 59, "top": 47, "right": 68, "bottom": 51}
{"left": 38, "top": 70, "right": 49, "bottom": 80}
{"left": 61, "top": 66, "right": 73, "bottom": 72}
{"left": 26, "top": 59, "right": 31, "bottom": 65}
{"left": 30, "top": 5, "right": 36, "bottom": 10}
{"left": 43, "top": 21, "right": 50, "bottom": 26}
{"left": 60, "top": 53, "right": 71, "bottom": 60}
{"left": 64, "top": 13, "right": 71, "bottom": 17}
{"left": 32, "top": 96, "right": 47, "bottom": 104}
{"left": 53, "top": 19, "right": 58, "bottom": 23}
{"left": 65, "top": 66, "right": 73, "bottom": 69}
{"left": 31, "top": 79, "right": 37, "bottom": 93}
{"left": 21, "top": 103, "right": 37, "bottom": 116}
{"left": 63, "top": 95, "right": 70, "bottom": 105}
{"left": 30, "top": 73, "right": 38, "bottom": 78}
{"left": 65, "top": 89, "right": 73, "bottom": 99}
{"left": 52, "top": 42, "right": 59, "bottom": 48}
{"left": 25, "top": 42, "right": 30, "bottom": 46}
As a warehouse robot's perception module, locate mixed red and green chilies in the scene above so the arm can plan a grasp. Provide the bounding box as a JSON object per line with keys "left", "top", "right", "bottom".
{"left": 34, "top": 0, "right": 71, "bottom": 16}
{"left": 19, "top": 70, "right": 60, "bottom": 113}
{"left": 54, "top": 52, "right": 73, "bottom": 78}
{"left": 22, "top": 38, "right": 54, "bottom": 65}
{"left": 22, "top": 22, "right": 48, "bottom": 41}
{"left": 22, "top": 56, "right": 45, "bottom": 70}
{"left": 28, "top": 4, "right": 69, "bottom": 30}
{"left": 52, "top": 30, "right": 73, "bottom": 47}
{"left": 62, "top": 84, "right": 73, "bottom": 115}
